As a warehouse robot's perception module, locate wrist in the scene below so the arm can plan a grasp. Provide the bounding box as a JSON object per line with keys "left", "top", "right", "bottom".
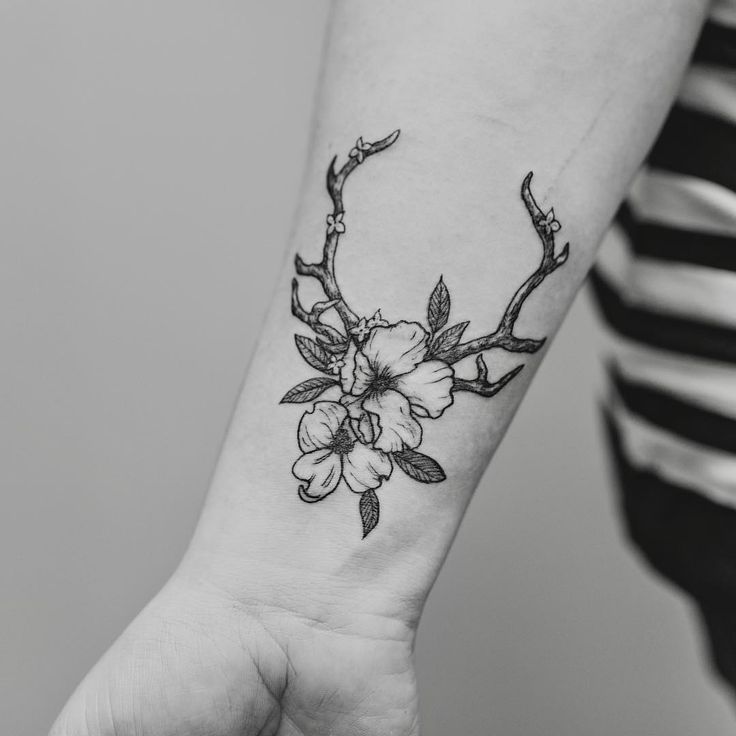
{"left": 175, "top": 471, "right": 465, "bottom": 635}
{"left": 173, "top": 545, "right": 420, "bottom": 650}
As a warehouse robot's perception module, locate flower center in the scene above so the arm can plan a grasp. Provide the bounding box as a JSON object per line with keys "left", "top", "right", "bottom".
{"left": 370, "top": 371, "right": 396, "bottom": 395}
{"left": 330, "top": 427, "right": 356, "bottom": 455}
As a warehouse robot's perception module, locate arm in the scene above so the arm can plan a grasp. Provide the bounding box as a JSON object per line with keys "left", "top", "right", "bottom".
{"left": 51, "top": 2, "right": 708, "bottom": 735}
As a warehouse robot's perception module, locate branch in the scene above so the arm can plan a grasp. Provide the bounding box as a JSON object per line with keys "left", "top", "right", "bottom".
{"left": 439, "top": 172, "right": 569, "bottom": 366}
{"left": 294, "top": 129, "right": 401, "bottom": 332}
{"left": 452, "top": 355, "right": 524, "bottom": 397}
{"left": 290, "top": 278, "right": 344, "bottom": 344}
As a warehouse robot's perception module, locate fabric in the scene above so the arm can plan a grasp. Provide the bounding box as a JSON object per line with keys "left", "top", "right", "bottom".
{"left": 591, "top": 2, "right": 736, "bottom": 695}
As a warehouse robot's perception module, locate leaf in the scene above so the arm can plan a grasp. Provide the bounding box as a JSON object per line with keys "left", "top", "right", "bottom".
{"left": 393, "top": 449, "right": 446, "bottom": 483}
{"left": 280, "top": 376, "right": 339, "bottom": 404}
{"left": 427, "top": 276, "right": 450, "bottom": 333}
{"left": 430, "top": 321, "right": 469, "bottom": 355}
{"left": 294, "top": 334, "right": 330, "bottom": 372}
{"left": 359, "top": 489, "right": 380, "bottom": 538}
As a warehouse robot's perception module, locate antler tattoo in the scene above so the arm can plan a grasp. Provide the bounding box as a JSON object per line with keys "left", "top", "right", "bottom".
{"left": 292, "top": 130, "right": 401, "bottom": 344}
{"left": 439, "top": 171, "right": 570, "bottom": 394}
{"left": 282, "top": 130, "right": 570, "bottom": 538}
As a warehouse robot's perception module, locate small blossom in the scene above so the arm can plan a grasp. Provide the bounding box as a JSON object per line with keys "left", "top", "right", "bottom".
{"left": 350, "top": 317, "right": 371, "bottom": 341}
{"left": 350, "top": 310, "right": 389, "bottom": 342}
{"left": 539, "top": 208, "right": 561, "bottom": 235}
{"left": 349, "top": 136, "right": 371, "bottom": 163}
{"left": 327, "top": 355, "right": 345, "bottom": 375}
{"left": 326, "top": 212, "right": 345, "bottom": 235}
{"left": 350, "top": 309, "right": 388, "bottom": 342}
{"left": 367, "top": 309, "right": 388, "bottom": 329}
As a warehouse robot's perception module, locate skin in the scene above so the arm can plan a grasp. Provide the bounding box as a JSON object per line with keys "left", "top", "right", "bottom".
{"left": 50, "top": 1, "right": 709, "bottom": 734}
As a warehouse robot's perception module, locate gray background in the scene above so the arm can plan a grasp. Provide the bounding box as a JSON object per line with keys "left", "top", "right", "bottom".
{"left": 1, "top": 2, "right": 734, "bottom": 734}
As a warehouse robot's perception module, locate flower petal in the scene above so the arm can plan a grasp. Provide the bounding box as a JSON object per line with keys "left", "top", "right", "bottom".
{"left": 293, "top": 449, "right": 342, "bottom": 502}
{"left": 341, "top": 340, "right": 378, "bottom": 395}
{"left": 393, "top": 360, "right": 455, "bottom": 418}
{"left": 343, "top": 443, "right": 392, "bottom": 494}
{"left": 351, "top": 414, "right": 375, "bottom": 444}
{"left": 350, "top": 350, "right": 375, "bottom": 395}
{"left": 340, "top": 341, "right": 358, "bottom": 393}
{"left": 340, "top": 394, "right": 375, "bottom": 444}
{"left": 297, "top": 401, "right": 347, "bottom": 453}
{"left": 361, "top": 321, "right": 428, "bottom": 378}
{"left": 363, "top": 389, "right": 422, "bottom": 452}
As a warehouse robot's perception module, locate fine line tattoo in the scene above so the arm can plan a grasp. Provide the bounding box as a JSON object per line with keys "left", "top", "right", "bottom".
{"left": 281, "top": 130, "right": 570, "bottom": 537}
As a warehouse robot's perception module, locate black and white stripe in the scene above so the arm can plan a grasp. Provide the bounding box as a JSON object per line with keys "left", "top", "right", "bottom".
{"left": 591, "top": 2, "right": 736, "bottom": 697}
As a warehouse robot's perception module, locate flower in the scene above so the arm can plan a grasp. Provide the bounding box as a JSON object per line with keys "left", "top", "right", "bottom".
{"left": 350, "top": 310, "right": 389, "bottom": 342}
{"left": 539, "top": 208, "right": 561, "bottom": 235}
{"left": 340, "top": 321, "right": 454, "bottom": 452}
{"left": 327, "top": 355, "right": 345, "bottom": 375}
{"left": 349, "top": 136, "right": 371, "bottom": 163}
{"left": 350, "top": 317, "right": 371, "bottom": 341}
{"left": 293, "top": 402, "right": 392, "bottom": 502}
{"left": 367, "top": 309, "right": 388, "bottom": 329}
{"left": 326, "top": 212, "right": 345, "bottom": 235}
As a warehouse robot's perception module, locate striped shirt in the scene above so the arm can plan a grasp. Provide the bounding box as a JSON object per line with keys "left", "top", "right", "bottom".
{"left": 591, "top": 0, "right": 736, "bottom": 692}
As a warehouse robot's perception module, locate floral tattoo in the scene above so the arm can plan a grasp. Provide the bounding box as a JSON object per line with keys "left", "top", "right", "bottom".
{"left": 281, "top": 130, "right": 570, "bottom": 538}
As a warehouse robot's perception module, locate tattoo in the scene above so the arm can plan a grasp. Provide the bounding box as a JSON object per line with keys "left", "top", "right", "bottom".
{"left": 281, "top": 130, "right": 570, "bottom": 537}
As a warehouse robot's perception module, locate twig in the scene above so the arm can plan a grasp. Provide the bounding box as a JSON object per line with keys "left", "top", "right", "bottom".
{"left": 438, "top": 172, "right": 569, "bottom": 367}
{"left": 293, "top": 130, "right": 401, "bottom": 332}
{"left": 452, "top": 355, "right": 524, "bottom": 396}
{"left": 290, "top": 279, "right": 344, "bottom": 343}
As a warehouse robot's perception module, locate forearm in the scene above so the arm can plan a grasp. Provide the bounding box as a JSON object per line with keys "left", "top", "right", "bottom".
{"left": 180, "top": 0, "right": 708, "bottom": 624}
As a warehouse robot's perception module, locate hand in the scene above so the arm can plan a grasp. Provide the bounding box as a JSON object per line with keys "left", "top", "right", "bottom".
{"left": 49, "top": 565, "right": 420, "bottom": 736}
